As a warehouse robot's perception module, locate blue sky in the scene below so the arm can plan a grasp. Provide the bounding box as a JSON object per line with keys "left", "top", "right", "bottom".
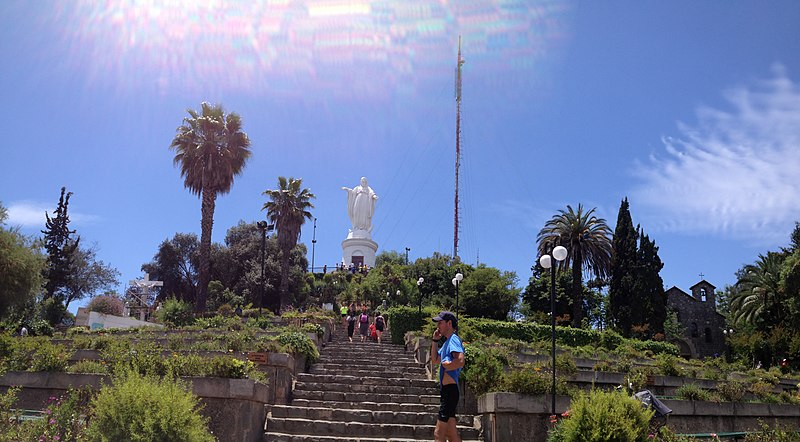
{"left": 2, "top": 1, "right": 799, "bottom": 313}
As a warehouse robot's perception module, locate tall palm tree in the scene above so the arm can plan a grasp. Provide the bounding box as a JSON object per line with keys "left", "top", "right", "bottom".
{"left": 538, "top": 204, "right": 612, "bottom": 327}
{"left": 263, "top": 177, "right": 315, "bottom": 312}
{"left": 731, "top": 252, "right": 784, "bottom": 328}
{"left": 170, "top": 102, "right": 251, "bottom": 312}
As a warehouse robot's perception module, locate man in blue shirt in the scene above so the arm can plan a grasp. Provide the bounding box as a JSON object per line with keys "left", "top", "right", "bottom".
{"left": 430, "top": 311, "right": 464, "bottom": 441}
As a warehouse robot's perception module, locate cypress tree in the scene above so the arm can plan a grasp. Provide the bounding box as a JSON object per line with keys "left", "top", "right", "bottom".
{"left": 637, "top": 232, "right": 667, "bottom": 335}
{"left": 41, "top": 187, "right": 79, "bottom": 323}
{"left": 608, "top": 198, "right": 638, "bottom": 337}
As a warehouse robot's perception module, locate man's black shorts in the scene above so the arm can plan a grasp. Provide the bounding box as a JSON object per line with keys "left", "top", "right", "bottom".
{"left": 438, "top": 383, "right": 459, "bottom": 422}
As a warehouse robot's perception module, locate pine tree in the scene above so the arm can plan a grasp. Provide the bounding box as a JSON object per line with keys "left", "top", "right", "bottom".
{"left": 41, "top": 187, "right": 79, "bottom": 323}
{"left": 608, "top": 198, "right": 638, "bottom": 337}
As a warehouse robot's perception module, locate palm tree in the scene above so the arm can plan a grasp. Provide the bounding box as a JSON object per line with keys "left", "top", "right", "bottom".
{"left": 731, "top": 252, "right": 784, "bottom": 328}
{"left": 170, "top": 103, "right": 251, "bottom": 312}
{"left": 263, "top": 177, "right": 315, "bottom": 312}
{"left": 537, "top": 204, "right": 612, "bottom": 327}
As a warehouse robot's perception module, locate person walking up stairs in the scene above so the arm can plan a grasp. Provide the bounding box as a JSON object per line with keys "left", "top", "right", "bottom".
{"left": 264, "top": 319, "right": 481, "bottom": 441}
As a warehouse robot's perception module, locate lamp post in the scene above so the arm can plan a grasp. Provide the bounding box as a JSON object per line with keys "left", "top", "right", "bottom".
{"left": 451, "top": 272, "right": 463, "bottom": 320}
{"left": 539, "top": 242, "right": 568, "bottom": 418}
{"left": 405, "top": 247, "right": 411, "bottom": 265}
{"left": 417, "top": 277, "right": 425, "bottom": 315}
{"left": 257, "top": 221, "right": 275, "bottom": 314}
{"left": 311, "top": 218, "right": 317, "bottom": 273}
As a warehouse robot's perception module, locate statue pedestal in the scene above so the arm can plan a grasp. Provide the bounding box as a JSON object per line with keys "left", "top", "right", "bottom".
{"left": 342, "top": 237, "right": 378, "bottom": 268}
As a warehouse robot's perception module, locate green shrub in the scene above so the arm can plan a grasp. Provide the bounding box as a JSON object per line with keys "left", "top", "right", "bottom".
{"left": 277, "top": 331, "right": 319, "bottom": 366}
{"left": 743, "top": 420, "right": 800, "bottom": 441}
{"left": 384, "top": 306, "right": 429, "bottom": 345}
{"left": 245, "top": 315, "right": 278, "bottom": 330}
{"left": 7, "top": 337, "right": 71, "bottom": 372}
{"left": 655, "top": 354, "right": 685, "bottom": 377}
{"left": 194, "top": 315, "right": 240, "bottom": 330}
{"left": 13, "top": 388, "right": 92, "bottom": 442}
{"left": 630, "top": 339, "right": 679, "bottom": 356}
{"left": 502, "top": 364, "right": 549, "bottom": 395}
{"left": 85, "top": 370, "right": 214, "bottom": 442}
{"left": 547, "top": 389, "right": 653, "bottom": 442}
{"left": 156, "top": 298, "right": 195, "bottom": 327}
{"left": 598, "top": 330, "right": 624, "bottom": 350}
{"left": 554, "top": 354, "right": 578, "bottom": 377}
{"left": 749, "top": 380, "right": 779, "bottom": 402}
{"left": 0, "top": 387, "right": 21, "bottom": 436}
{"left": 626, "top": 367, "right": 653, "bottom": 393}
{"left": 717, "top": 380, "right": 746, "bottom": 402}
{"left": 206, "top": 356, "right": 252, "bottom": 379}
{"left": 301, "top": 322, "right": 325, "bottom": 340}
{"left": 675, "top": 383, "right": 712, "bottom": 401}
{"left": 462, "top": 345, "right": 508, "bottom": 396}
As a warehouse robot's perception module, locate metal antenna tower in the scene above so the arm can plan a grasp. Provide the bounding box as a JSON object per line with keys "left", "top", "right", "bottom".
{"left": 454, "top": 36, "right": 464, "bottom": 260}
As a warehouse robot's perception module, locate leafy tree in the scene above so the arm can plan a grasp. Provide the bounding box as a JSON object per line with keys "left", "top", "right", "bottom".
{"left": 522, "top": 266, "right": 572, "bottom": 322}
{"left": 63, "top": 242, "right": 120, "bottom": 310}
{"left": 358, "top": 261, "right": 409, "bottom": 307}
{"left": 537, "top": 204, "right": 612, "bottom": 327}
{"left": 375, "top": 250, "right": 407, "bottom": 267}
{"left": 406, "top": 253, "right": 466, "bottom": 308}
{"left": 0, "top": 202, "right": 45, "bottom": 318}
{"left": 170, "top": 102, "right": 252, "bottom": 312}
{"left": 608, "top": 198, "right": 638, "bottom": 336}
{"left": 780, "top": 222, "right": 800, "bottom": 309}
{"left": 459, "top": 265, "right": 519, "bottom": 320}
{"left": 141, "top": 233, "right": 199, "bottom": 303}
{"left": 87, "top": 295, "right": 124, "bottom": 316}
{"left": 212, "top": 221, "right": 263, "bottom": 300}
{"left": 41, "top": 187, "right": 79, "bottom": 323}
{"left": 262, "top": 177, "right": 315, "bottom": 312}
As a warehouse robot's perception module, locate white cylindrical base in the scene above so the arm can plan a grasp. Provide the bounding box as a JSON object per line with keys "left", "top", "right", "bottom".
{"left": 341, "top": 237, "right": 378, "bottom": 268}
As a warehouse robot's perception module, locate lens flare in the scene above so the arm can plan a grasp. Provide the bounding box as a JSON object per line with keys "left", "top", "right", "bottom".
{"left": 42, "top": 0, "right": 573, "bottom": 98}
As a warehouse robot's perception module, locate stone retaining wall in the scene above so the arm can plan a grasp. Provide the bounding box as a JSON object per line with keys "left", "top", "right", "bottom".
{"left": 478, "top": 392, "right": 800, "bottom": 442}
{"left": 0, "top": 372, "right": 268, "bottom": 442}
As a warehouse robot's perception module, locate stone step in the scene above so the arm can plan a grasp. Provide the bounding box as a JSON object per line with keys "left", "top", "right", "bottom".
{"left": 264, "top": 433, "right": 481, "bottom": 442}
{"left": 316, "top": 356, "right": 419, "bottom": 366}
{"left": 294, "top": 382, "right": 433, "bottom": 396}
{"left": 290, "top": 399, "right": 436, "bottom": 413}
{"left": 321, "top": 344, "right": 407, "bottom": 354}
{"left": 308, "top": 364, "right": 426, "bottom": 376}
{"left": 265, "top": 417, "right": 481, "bottom": 440}
{"left": 292, "top": 389, "right": 439, "bottom": 405}
{"left": 296, "top": 373, "right": 437, "bottom": 388}
{"left": 323, "top": 341, "right": 402, "bottom": 350}
{"left": 270, "top": 405, "right": 475, "bottom": 427}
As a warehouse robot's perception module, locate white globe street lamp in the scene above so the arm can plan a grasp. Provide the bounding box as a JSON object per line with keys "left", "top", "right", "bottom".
{"left": 539, "top": 242, "right": 568, "bottom": 418}
{"left": 417, "top": 277, "right": 425, "bottom": 315}
{"left": 452, "top": 272, "right": 464, "bottom": 319}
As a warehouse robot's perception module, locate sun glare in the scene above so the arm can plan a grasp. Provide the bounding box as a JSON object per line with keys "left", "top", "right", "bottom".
{"left": 44, "top": 0, "right": 572, "bottom": 98}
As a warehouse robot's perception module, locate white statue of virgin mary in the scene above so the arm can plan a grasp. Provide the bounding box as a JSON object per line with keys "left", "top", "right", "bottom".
{"left": 341, "top": 177, "right": 378, "bottom": 236}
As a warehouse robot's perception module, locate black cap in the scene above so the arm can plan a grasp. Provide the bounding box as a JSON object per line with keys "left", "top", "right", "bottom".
{"left": 432, "top": 311, "right": 457, "bottom": 329}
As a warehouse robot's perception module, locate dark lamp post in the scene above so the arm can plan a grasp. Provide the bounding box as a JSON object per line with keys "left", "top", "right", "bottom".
{"left": 257, "top": 221, "right": 275, "bottom": 314}
{"left": 539, "top": 243, "right": 567, "bottom": 418}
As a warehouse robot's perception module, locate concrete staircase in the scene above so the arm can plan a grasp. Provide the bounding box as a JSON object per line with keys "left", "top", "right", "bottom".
{"left": 264, "top": 323, "right": 481, "bottom": 441}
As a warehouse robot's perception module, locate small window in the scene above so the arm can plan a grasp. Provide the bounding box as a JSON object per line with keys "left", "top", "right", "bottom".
{"left": 691, "top": 323, "right": 699, "bottom": 338}
{"left": 700, "top": 288, "right": 707, "bottom": 302}
{"left": 704, "top": 328, "right": 712, "bottom": 343}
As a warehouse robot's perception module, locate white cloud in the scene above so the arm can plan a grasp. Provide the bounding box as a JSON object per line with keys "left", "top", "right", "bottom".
{"left": 632, "top": 65, "right": 800, "bottom": 246}
{"left": 6, "top": 201, "right": 100, "bottom": 229}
